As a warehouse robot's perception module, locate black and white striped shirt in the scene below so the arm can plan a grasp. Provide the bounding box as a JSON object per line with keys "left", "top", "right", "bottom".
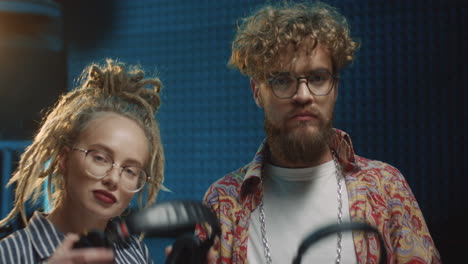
{"left": 0, "top": 211, "right": 153, "bottom": 263}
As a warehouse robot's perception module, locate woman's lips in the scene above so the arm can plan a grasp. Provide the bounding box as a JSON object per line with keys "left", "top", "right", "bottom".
{"left": 93, "top": 190, "right": 117, "bottom": 204}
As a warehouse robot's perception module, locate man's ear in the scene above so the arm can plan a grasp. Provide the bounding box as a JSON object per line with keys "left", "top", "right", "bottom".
{"left": 58, "top": 146, "right": 70, "bottom": 174}
{"left": 250, "top": 78, "right": 263, "bottom": 108}
{"left": 333, "top": 81, "right": 339, "bottom": 102}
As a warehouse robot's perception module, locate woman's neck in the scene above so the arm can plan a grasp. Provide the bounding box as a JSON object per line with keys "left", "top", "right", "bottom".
{"left": 47, "top": 203, "right": 108, "bottom": 235}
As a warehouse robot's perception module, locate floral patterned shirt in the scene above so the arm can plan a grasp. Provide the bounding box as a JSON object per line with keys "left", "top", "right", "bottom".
{"left": 197, "top": 129, "right": 441, "bottom": 264}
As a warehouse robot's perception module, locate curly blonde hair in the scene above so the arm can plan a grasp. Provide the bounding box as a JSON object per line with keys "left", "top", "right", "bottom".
{"left": 229, "top": 1, "right": 359, "bottom": 80}
{"left": 0, "top": 59, "right": 165, "bottom": 226}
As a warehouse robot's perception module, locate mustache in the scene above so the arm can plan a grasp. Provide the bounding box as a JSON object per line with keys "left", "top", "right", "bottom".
{"left": 288, "top": 107, "right": 322, "bottom": 119}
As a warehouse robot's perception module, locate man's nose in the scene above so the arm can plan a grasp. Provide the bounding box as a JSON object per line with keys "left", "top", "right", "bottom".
{"left": 293, "top": 79, "right": 314, "bottom": 103}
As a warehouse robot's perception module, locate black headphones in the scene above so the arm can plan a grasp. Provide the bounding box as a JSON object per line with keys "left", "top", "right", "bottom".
{"left": 73, "top": 201, "right": 386, "bottom": 264}
{"left": 74, "top": 201, "right": 220, "bottom": 264}
{"left": 293, "top": 222, "right": 387, "bottom": 264}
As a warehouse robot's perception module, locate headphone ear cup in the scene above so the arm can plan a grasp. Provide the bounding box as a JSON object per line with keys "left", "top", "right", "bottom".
{"left": 166, "top": 233, "right": 202, "bottom": 264}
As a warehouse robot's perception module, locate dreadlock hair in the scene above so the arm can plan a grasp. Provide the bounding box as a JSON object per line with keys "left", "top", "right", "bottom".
{"left": 0, "top": 59, "right": 165, "bottom": 226}
{"left": 229, "top": 1, "right": 359, "bottom": 80}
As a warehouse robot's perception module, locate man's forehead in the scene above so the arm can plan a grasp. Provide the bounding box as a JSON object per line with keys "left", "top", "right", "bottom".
{"left": 272, "top": 41, "right": 331, "bottom": 71}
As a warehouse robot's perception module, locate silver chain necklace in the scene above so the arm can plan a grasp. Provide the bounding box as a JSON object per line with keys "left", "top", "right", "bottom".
{"left": 259, "top": 151, "right": 344, "bottom": 264}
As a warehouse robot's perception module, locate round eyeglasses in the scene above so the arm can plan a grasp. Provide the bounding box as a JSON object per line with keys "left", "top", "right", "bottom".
{"left": 268, "top": 69, "right": 338, "bottom": 99}
{"left": 73, "top": 147, "right": 149, "bottom": 193}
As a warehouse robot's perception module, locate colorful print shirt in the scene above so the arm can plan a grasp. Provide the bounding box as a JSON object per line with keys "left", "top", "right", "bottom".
{"left": 196, "top": 129, "right": 441, "bottom": 264}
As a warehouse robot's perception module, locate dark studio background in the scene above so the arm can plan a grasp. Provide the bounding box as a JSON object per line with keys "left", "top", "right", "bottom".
{"left": 0, "top": 0, "right": 466, "bottom": 262}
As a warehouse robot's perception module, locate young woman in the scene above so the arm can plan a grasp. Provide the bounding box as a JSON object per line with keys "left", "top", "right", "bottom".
{"left": 0, "top": 59, "right": 165, "bottom": 263}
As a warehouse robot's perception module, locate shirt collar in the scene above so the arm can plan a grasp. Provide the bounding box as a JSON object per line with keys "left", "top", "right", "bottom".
{"left": 240, "top": 128, "right": 359, "bottom": 199}
{"left": 25, "top": 211, "right": 65, "bottom": 260}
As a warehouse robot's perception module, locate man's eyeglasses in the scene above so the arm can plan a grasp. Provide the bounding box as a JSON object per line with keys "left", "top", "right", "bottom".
{"left": 73, "top": 147, "right": 149, "bottom": 193}
{"left": 268, "top": 69, "right": 338, "bottom": 99}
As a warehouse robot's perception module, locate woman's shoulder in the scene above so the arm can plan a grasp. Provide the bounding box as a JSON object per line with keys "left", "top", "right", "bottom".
{"left": 0, "top": 228, "right": 34, "bottom": 262}
{"left": 1, "top": 227, "right": 32, "bottom": 248}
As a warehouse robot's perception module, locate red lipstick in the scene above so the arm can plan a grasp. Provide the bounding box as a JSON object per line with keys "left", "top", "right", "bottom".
{"left": 93, "top": 190, "right": 117, "bottom": 204}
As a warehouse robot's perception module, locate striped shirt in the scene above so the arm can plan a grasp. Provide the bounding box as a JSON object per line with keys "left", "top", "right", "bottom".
{"left": 0, "top": 211, "right": 153, "bottom": 264}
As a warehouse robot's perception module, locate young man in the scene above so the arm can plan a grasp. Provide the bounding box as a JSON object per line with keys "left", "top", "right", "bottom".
{"left": 197, "top": 2, "right": 440, "bottom": 264}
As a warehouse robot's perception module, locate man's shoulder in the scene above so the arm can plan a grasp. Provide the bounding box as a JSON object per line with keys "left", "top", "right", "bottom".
{"left": 352, "top": 155, "right": 415, "bottom": 195}
{"left": 207, "top": 164, "right": 250, "bottom": 193}
{"left": 354, "top": 155, "right": 404, "bottom": 178}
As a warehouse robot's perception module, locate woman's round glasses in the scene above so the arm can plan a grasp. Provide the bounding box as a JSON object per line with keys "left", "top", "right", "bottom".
{"left": 73, "top": 147, "right": 148, "bottom": 193}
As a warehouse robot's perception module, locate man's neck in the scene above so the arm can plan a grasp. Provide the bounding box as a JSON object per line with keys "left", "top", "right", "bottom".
{"left": 268, "top": 147, "right": 333, "bottom": 168}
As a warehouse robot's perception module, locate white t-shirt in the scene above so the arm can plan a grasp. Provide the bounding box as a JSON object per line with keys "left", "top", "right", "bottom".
{"left": 248, "top": 160, "right": 357, "bottom": 264}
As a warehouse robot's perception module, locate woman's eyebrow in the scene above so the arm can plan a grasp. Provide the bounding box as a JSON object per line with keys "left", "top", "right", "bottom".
{"left": 86, "top": 143, "right": 145, "bottom": 167}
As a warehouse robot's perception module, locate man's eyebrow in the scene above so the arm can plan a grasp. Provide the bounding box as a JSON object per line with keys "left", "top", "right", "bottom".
{"left": 302, "top": 68, "right": 333, "bottom": 75}
{"left": 269, "top": 68, "right": 332, "bottom": 78}
{"left": 268, "top": 71, "right": 290, "bottom": 77}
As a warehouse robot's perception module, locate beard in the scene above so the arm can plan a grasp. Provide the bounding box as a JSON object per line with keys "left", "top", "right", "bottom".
{"left": 264, "top": 109, "right": 335, "bottom": 167}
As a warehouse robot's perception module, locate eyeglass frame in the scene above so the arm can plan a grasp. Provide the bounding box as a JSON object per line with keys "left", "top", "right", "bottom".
{"left": 267, "top": 69, "right": 339, "bottom": 99}
{"left": 72, "top": 147, "right": 151, "bottom": 193}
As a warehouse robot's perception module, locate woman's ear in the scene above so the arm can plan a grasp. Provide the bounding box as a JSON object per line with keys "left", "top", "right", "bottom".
{"left": 58, "top": 146, "right": 70, "bottom": 174}
{"left": 250, "top": 78, "right": 263, "bottom": 108}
